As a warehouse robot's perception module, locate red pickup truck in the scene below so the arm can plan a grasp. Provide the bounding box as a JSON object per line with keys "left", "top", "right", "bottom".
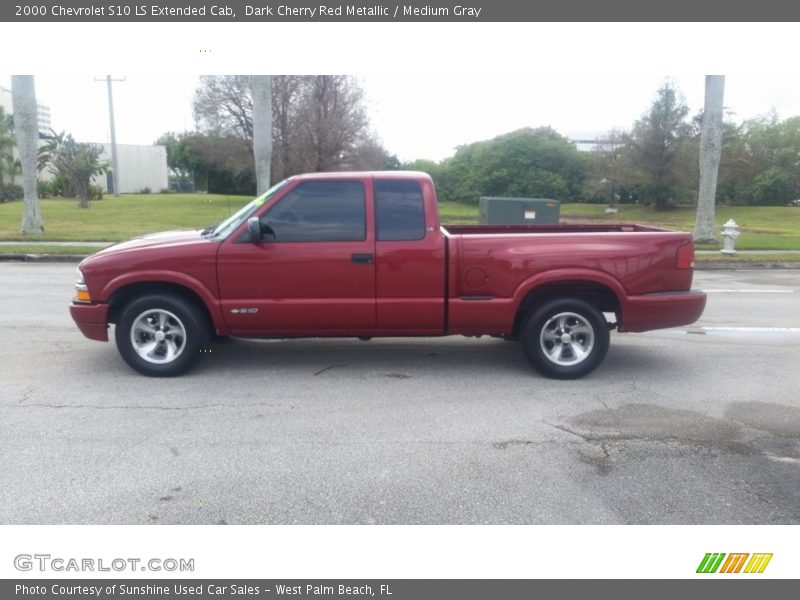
{"left": 70, "top": 171, "right": 705, "bottom": 379}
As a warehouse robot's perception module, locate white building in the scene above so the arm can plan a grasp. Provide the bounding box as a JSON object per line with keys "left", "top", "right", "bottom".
{"left": 2, "top": 86, "right": 168, "bottom": 194}
{"left": 93, "top": 143, "right": 169, "bottom": 194}
{"left": 0, "top": 85, "right": 53, "bottom": 135}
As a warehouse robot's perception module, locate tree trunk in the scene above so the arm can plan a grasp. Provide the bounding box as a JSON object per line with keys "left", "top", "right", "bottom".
{"left": 76, "top": 178, "right": 89, "bottom": 209}
{"left": 12, "top": 75, "right": 44, "bottom": 234}
{"left": 693, "top": 75, "right": 725, "bottom": 243}
{"left": 252, "top": 76, "right": 273, "bottom": 195}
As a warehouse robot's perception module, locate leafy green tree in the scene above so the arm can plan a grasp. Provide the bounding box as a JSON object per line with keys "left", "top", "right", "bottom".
{"left": 741, "top": 114, "right": 800, "bottom": 203}
{"left": 715, "top": 120, "right": 755, "bottom": 204}
{"left": 402, "top": 158, "right": 441, "bottom": 178}
{"left": 399, "top": 129, "right": 586, "bottom": 205}
{"left": 432, "top": 127, "right": 586, "bottom": 203}
{"left": 582, "top": 129, "right": 631, "bottom": 204}
{"left": 751, "top": 168, "right": 796, "bottom": 205}
{"left": 711, "top": 114, "right": 800, "bottom": 205}
{"left": 155, "top": 132, "right": 199, "bottom": 187}
{"left": 4, "top": 155, "right": 21, "bottom": 185}
{"left": 0, "top": 107, "right": 15, "bottom": 197}
{"left": 48, "top": 134, "right": 108, "bottom": 208}
{"left": 180, "top": 133, "right": 256, "bottom": 195}
{"left": 622, "top": 83, "right": 693, "bottom": 209}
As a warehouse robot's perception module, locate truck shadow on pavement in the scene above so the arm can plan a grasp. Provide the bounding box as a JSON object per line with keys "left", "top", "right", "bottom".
{"left": 202, "top": 336, "right": 530, "bottom": 378}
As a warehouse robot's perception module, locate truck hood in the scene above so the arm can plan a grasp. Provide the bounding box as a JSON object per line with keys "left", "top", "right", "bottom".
{"left": 96, "top": 229, "right": 208, "bottom": 254}
{"left": 79, "top": 230, "right": 218, "bottom": 272}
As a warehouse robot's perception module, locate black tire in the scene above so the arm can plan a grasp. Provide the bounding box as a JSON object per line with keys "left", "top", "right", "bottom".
{"left": 520, "top": 298, "right": 610, "bottom": 379}
{"left": 115, "top": 293, "right": 209, "bottom": 377}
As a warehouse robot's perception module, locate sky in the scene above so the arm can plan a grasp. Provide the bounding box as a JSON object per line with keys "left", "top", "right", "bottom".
{"left": 4, "top": 73, "right": 800, "bottom": 164}
{"left": 2, "top": 23, "right": 799, "bottom": 163}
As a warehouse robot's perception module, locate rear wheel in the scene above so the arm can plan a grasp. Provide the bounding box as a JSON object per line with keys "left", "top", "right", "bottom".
{"left": 115, "top": 294, "right": 209, "bottom": 377}
{"left": 521, "top": 298, "right": 609, "bottom": 379}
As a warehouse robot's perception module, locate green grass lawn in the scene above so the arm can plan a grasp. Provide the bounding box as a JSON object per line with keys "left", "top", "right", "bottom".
{"left": 0, "top": 244, "right": 106, "bottom": 255}
{"left": 557, "top": 204, "right": 800, "bottom": 250}
{"left": 1, "top": 194, "right": 799, "bottom": 252}
{"left": 0, "top": 194, "right": 252, "bottom": 242}
{"left": 695, "top": 253, "right": 800, "bottom": 263}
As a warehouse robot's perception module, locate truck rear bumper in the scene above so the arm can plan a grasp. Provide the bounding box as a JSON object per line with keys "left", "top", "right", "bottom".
{"left": 69, "top": 302, "right": 110, "bottom": 341}
{"left": 620, "top": 290, "right": 706, "bottom": 332}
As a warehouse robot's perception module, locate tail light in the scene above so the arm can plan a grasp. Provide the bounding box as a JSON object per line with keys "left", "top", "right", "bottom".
{"left": 676, "top": 242, "right": 695, "bottom": 270}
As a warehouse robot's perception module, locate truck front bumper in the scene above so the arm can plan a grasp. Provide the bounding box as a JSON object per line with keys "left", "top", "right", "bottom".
{"left": 69, "top": 302, "right": 110, "bottom": 341}
{"left": 620, "top": 290, "right": 707, "bottom": 333}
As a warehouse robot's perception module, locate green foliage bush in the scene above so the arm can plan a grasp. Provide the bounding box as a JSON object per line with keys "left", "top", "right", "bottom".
{"left": 751, "top": 168, "right": 797, "bottom": 206}
{"left": 49, "top": 174, "right": 73, "bottom": 197}
{"left": 37, "top": 179, "right": 53, "bottom": 198}
{"left": 0, "top": 183, "right": 23, "bottom": 202}
{"left": 411, "top": 128, "right": 586, "bottom": 204}
{"left": 88, "top": 184, "right": 104, "bottom": 201}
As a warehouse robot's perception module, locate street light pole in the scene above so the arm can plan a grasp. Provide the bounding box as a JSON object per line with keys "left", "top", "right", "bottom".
{"left": 96, "top": 75, "right": 124, "bottom": 197}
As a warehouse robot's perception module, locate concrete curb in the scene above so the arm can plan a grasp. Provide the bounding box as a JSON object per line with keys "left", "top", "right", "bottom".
{"left": 696, "top": 262, "right": 800, "bottom": 270}
{"left": 0, "top": 253, "right": 88, "bottom": 262}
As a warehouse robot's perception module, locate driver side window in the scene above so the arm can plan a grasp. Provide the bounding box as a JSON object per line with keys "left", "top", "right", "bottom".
{"left": 262, "top": 180, "right": 366, "bottom": 242}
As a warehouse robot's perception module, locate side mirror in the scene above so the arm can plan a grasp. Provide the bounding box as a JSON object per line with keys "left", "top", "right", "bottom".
{"left": 247, "top": 217, "right": 262, "bottom": 241}
{"left": 247, "top": 217, "right": 275, "bottom": 242}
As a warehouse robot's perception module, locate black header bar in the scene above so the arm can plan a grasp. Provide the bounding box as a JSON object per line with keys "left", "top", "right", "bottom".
{"left": 4, "top": 0, "right": 800, "bottom": 22}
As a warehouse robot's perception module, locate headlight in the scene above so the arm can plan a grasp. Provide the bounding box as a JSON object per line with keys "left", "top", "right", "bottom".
{"left": 74, "top": 268, "right": 91, "bottom": 303}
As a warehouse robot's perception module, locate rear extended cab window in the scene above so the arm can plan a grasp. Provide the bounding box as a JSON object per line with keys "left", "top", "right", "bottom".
{"left": 375, "top": 179, "right": 425, "bottom": 241}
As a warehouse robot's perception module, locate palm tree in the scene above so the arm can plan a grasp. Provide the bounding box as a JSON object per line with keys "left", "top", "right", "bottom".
{"left": 0, "top": 106, "right": 14, "bottom": 197}
{"left": 694, "top": 75, "right": 725, "bottom": 243}
{"left": 12, "top": 75, "right": 44, "bottom": 233}
{"left": 49, "top": 134, "right": 107, "bottom": 208}
{"left": 4, "top": 156, "right": 21, "bottom": 185}
{"left": 252, "top": 75, "right": 273, "bottom": 194}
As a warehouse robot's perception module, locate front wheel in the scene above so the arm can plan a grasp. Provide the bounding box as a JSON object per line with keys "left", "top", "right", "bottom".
{"left": 115, "top": 294, "right": 209, "bottom": 377}
{"left": 520, "top": 298, "right": 610, "bottom": 379}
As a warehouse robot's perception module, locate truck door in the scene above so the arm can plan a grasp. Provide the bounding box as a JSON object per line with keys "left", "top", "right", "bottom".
{"left": 217, "top": 179, "right": 376, "bottom": 335}
{"left": 374, "top": 178, "right": 446, "bottom": 333}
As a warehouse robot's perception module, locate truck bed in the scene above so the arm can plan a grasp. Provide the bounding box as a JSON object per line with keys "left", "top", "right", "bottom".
{"left": 443, "top": 222, "right": 700, "bottom": 335}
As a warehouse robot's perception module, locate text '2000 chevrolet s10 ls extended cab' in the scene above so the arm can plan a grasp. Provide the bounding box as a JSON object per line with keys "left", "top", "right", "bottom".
{"left": 70, "top": 171, "right": 706, "bottom": 379}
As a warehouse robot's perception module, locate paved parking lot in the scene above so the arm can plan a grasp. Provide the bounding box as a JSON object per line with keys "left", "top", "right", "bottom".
{"left": 0, "top": 264, "right": 798, "bottom": 524}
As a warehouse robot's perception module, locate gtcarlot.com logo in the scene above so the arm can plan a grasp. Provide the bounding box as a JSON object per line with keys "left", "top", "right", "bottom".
{"left": 14, "top": 554, "right": 195, "bottom": 573}
{"left": 696, "top": 553, "right": 772, "bottom": 574}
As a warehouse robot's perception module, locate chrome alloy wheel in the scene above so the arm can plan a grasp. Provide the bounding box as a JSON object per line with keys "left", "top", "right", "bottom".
{"left": 539, "top": 311, "right": 595, "bottom": 366}
{"left": 129, "top": 309, "right": 187, "bottom": 364}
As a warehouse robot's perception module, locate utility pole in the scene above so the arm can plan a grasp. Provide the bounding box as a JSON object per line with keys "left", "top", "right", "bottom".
{"left": 95, "top": 75, "right": 125, "bottom": 197}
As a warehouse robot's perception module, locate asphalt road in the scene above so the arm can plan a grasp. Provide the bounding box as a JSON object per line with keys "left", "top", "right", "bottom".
{"left": 1, "top": 264, "right": 798, "bottom": 524}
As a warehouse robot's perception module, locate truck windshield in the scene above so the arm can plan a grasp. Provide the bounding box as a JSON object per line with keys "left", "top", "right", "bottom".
{"left": 205, "top": 178, "right": 291, "bottom": 239}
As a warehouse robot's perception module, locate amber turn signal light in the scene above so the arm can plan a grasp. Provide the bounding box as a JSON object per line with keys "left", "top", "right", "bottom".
{"left": 74, "top": 289, "right": 92, "bottom": 302}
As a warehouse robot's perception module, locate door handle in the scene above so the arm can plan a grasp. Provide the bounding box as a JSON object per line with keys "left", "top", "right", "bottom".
{"left": 351, "top": 253, "right": 373, "bottom": 264}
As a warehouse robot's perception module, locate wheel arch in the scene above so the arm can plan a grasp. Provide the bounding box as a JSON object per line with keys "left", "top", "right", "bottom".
{"left": 511, "top": 273, "right": 623, "bottom": 339}
{"left": 106, "top": 280, "right": 223, "bottom": 336}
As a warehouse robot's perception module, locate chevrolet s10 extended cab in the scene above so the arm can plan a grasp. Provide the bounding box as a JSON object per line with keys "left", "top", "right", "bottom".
{"left": 70, "top": 171, "right": 706, "bottom": 379}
